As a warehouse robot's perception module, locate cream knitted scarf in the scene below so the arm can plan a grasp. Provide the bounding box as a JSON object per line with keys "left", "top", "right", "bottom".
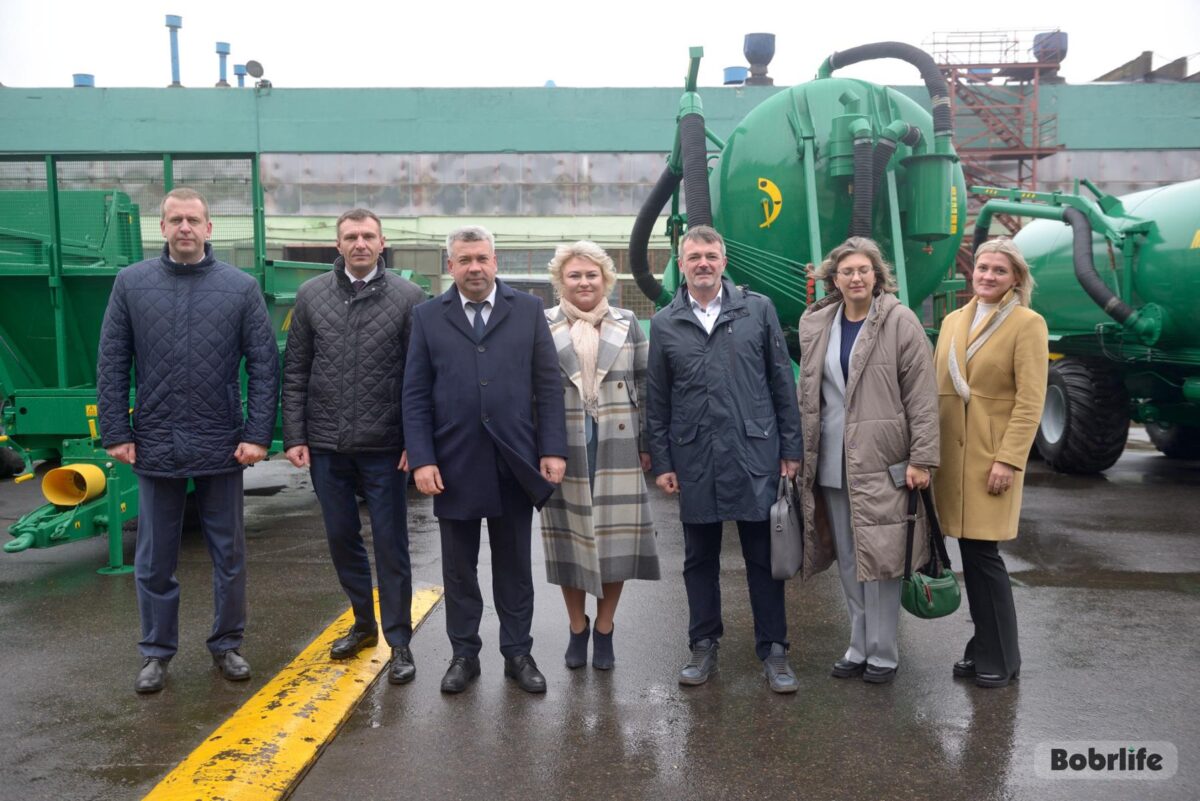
{"left": 559, "top": 296, "right": 610, "bottom": 416}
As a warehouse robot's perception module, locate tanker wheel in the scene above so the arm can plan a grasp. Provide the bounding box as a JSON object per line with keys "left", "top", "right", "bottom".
{"left": 0, "top": 448, "right": 24, "bottom": 479}
{"left": 1035, "top": 358, "right": 1129, "bottom": 474}
{"left": 1146, "top": 422, "right": 1200, "bottom": 460}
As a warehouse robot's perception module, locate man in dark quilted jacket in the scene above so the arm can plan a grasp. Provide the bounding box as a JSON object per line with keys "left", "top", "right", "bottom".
{"left": 281, "top": 208, "right": 426, "bottom": 686}
{"left": 97, "top": 188, "right": 279, "bottom": 694}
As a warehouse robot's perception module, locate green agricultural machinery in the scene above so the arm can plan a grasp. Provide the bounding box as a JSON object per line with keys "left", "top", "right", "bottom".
{"left": 630, "top": 40, "right": 968, "bottom": 352}
{"left": 973, "top": 178, "right": 1200, "bottom": 472}
{"left": 631, "top": 41, "right": 1199, "bottom": 476}
{"left": 0, "top": 154, "right": 378, "bottom": 570}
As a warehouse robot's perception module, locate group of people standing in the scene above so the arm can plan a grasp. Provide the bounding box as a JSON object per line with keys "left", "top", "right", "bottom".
{"left": 97, "top": 188, "right": 1046, "bottom": 697}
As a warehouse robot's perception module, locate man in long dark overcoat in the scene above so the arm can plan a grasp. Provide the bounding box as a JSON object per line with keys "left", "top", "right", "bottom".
{"left": 646, "top": 225, "right": 803, "bottom": 693}
{"left": 97, "top": 187, "right": 279, "bottom": 694}
{"left": 403, "top": 225, "right": 567, "bottom": 694}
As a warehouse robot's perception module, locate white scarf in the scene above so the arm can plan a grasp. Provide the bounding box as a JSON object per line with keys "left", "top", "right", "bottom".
{"left": 559, "top": 296, "right": 610, "bottom": 416}
{"left": 948, "top": 298, "right": 1019, "bottom": 404}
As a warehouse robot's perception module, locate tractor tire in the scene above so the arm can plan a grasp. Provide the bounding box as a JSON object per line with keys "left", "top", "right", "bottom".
{"left": 1146, "top": 422, "right": 1200, "bottom": 460}
{"left": 1035, "top": 358, "right": 1129, "bottom": 474}
{"left": 0, "top": 448, "right": 24, "bottom": 479}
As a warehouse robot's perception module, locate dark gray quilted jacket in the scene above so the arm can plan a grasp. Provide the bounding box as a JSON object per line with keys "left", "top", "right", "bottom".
{"left": 96, "top": 243, "right": 280, "bottom": 478}
{"left": 282, "top": 257, "right": 425, "bottom": 453}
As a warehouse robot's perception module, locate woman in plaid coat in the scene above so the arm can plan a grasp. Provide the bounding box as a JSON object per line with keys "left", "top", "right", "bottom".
{"left": 540, "top": 241, "right": 660, "bottom": 670}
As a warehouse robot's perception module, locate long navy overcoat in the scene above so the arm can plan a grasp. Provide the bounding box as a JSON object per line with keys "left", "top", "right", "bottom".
{"left": 402, "top": 279, "right": 567, "bottom": 520}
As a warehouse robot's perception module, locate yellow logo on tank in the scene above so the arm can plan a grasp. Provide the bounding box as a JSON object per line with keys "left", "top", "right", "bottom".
{"left": 758, "top": 178, "right": 782, "bottom": 229}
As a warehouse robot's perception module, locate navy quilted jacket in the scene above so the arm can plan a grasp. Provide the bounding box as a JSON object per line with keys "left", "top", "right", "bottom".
{"left": 96, "top": 243, "right": 280, "bottom": 478}
{"left": 281, "top": 257, "right": 426, "bottom": 453}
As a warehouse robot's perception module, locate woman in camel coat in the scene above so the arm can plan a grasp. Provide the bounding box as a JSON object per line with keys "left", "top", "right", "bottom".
{"left": 933, "top": 238, "right": 1048, "bottom": 688}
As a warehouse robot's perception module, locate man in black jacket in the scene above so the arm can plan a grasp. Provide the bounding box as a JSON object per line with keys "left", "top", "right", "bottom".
{"left": 282, "top": 208, "right": 426, "bottom": 685}
{"left": 97, "top": 188, "right": 279, "bottom": 694}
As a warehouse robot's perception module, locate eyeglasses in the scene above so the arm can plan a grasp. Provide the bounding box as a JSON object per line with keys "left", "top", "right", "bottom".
{"left": 836, "top": 267, "right": 873, "bottom": 279}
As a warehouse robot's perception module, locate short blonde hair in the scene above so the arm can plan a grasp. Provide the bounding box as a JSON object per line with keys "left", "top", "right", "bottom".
{"left": 547, "top": 240, "right": 617, "bottom": 298}
{"left": 974, "top": 238, "right": 1036, "bottom": 307}
{"left": 810, "top": 236, "right": 899, "bottom": 297}
{"left": 160, "top": 187, "right": 209, "bottom": 220}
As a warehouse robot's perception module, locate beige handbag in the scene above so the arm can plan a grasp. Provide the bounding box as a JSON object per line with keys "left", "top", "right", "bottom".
{"left": 769, "top": 476, "right": 803, "bottom": 579}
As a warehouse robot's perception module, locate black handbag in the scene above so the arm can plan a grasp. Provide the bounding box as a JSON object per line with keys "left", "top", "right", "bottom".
{"left": 900, "top": 487, "right": 961, "bottom": 619}
{"left": 769, "top": 476, "right": 803, "bottom": 579}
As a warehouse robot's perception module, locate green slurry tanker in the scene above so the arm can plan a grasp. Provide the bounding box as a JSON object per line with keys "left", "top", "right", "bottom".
{"left": 633, "top": 40, "right": 1197, "bottom": 474}
{"left": 974, "top": 179, "right": 1200, "bottom": 472}
{"left": 630, "top": 40, "right": 968, "bottom": 351}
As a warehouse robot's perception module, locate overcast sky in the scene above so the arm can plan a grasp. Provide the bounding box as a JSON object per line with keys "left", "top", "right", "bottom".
{"left": 1, "top": 0, "right": 1197, "bottom": 89}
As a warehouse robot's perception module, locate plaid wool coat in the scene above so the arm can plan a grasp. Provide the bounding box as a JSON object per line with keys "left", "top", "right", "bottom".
{"left": 539, "top": 305, "right": 660, "bottom": 596}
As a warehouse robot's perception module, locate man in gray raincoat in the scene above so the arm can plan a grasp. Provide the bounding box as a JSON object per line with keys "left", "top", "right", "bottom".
{"left": 646, "top": 225, "right": 802, "bottom": 693}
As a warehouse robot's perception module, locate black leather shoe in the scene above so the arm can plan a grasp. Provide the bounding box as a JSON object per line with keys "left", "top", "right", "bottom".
{"left": 863, "top": 664, "right": 897, "bottom": 684}
{"left": 953, "top": 658, "right": 977, "bottom": 678}
{"left": 831, "top": 657, "right": 867, "bottom": 679}
{"left": 975, "top": 668, "right": 1020, "bottom": 688}
{"left": 678, "top": 639, "right": 719, "bottom": 686}
{"left": 330, "top": 627, "right": 378, "bottom": 660}
{"left": 135, "top": 658, "right": 167, "bottom": 694}
{"left": 440, "top": 656, "right": 481, "bottom": 694}
{"left": 213, "top": 649, "right": 251, "bottom": 681}
{"left": 504, "top": 654, "right": 547, "bottom": 693}
{"left": 388, "top": 646, "right": 416, "bottom": 685}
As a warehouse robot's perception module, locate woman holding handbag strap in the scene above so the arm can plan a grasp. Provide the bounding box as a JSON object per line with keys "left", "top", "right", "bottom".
{"left": 796, "top": 237, "right": 940, "bottom": 684}
{"left": 933, "top": 238, "right": 1048, "bottom": 688}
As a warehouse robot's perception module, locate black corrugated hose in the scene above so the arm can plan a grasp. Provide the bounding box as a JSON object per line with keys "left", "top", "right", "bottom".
{"left": 1063, "top": 207, "right": 1135, "bottom": 324}
{"left": 827, "top": 42, "right": 953, "bottom": 137}
{"left": 971, "top": 219, "right": 991, "bottom": 257}
{"left": 850, "top": 135, "right": 875, "bottom": 237}
{"left": 679, "top": 112, "right": 713, "bottom": 228}
{"left": 629, "top": 166, "right": 683, "bottom": 302}
{"left": 870, "top": 125, "right": 922, "bottom": 205}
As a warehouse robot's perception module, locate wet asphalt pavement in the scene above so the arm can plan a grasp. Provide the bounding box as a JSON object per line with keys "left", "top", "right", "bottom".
{"left": 1, "top": 430, "right": 1198, "bottom": 800}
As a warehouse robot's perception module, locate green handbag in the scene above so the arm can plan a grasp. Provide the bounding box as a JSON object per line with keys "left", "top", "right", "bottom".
{"left": 900, "top": 487, "right": 961, "bottom": 619}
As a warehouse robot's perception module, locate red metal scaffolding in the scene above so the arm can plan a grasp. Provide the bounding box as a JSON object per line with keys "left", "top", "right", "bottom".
{"left": 926, "top": 30, "right": 1065, "bottom": 274}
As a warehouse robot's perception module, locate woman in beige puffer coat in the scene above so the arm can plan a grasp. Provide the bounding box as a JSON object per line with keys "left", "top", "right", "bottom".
{"left": 796, "top": 237, "right": 940, "bottom": 684}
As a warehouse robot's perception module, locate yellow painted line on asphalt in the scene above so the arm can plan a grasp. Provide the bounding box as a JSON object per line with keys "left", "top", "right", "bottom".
{"left": 144, "top": 586, "right": 443, "bottom": 801}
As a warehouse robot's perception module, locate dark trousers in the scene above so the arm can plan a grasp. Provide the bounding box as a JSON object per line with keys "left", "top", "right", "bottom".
{"left": 135, "top": 472, "right": 246, "bottom": 660}
{"left": 310, "top": 450, "right": 412, "bottom": 647}
{"left": 439, "top": 477, "right": 534, "bottom": 660}
{"left": 959, "top": 538, "right": 1021, "bottom": 676}
{"left": 683, "top": 519, "right": 788, "bottom": 661}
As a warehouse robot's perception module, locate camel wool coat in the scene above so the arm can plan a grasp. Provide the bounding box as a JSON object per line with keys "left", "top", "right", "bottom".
{"left": 932, "top": 291, "right": 1049, "bottom": 541}
{"left": 796, "top": 292, "right": 940, "bottom": 582}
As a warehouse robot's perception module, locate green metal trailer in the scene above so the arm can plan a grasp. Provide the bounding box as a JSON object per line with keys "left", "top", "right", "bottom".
{"left": 0, "top": 154, "right": 421, "bottom": 570}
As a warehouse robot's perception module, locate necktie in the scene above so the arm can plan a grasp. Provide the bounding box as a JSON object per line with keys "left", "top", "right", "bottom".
{"left": 352, "top": 279, "right": 366, "bottom": 293}
{"left": 467, "top": 301, "right": 487, "bottom": 340}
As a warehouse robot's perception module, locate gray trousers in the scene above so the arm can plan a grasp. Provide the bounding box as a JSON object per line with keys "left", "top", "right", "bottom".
{"left": 820, "top": 484, "right": 901, "bottom": 669}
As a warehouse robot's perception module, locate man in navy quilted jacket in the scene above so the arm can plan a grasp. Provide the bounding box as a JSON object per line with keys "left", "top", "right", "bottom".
{"left": 281, "top": 209, "right": 426, "bottom": 686}
{"left": 97, "top": 188, "right": 279, "bottom": 694}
